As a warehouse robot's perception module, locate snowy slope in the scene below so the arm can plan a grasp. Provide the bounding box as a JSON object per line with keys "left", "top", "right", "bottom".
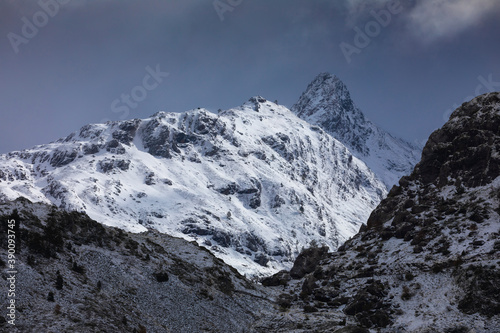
{"left": 0, "top": 97, "right": 386, "bottom": 276}
{"left": 291, "top": 73, "right": 422, "bottom": 189}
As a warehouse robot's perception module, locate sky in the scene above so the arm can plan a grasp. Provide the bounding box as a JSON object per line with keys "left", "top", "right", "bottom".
{"left": 1, "top": 0, "right": 499, "bottom": 154}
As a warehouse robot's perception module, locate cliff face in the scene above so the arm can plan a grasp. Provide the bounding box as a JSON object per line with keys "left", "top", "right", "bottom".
{"left": 257, "top": 92, "right": 500, "bottom": 332}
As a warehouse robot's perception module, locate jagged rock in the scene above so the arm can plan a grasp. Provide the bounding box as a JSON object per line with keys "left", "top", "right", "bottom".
{"left": 276, "top": 293, "right": 294, "bottom": 309}
{"left": 300, "top": 274, "right": 319, "bottom": 298}
{"left": 289, "top": 246, "right": 328, "bottom": 279}
{"left": 271, "top": 194, "right": 285, "bottom": 209}
{"left": 254, "top": 252, "right": 270, "bottom": 267}
{"left": 49, "top": 149, "right": 78, "bottom": 167}
{"left": 456, "top": 265, "right": 500, "bottom": 317}
{"left": 415, "top": 93, "right": 500, "bottom": 188}
{"left": 394, "top": 222, "right": 414, "bottom": 239}
{"left": 217, "top": 182, "right": 240, "bottom": 195}
{"left": 261, "top": 270, "right": 290, "bottom": 287}
{"left": 145, "top": 172, "right": 156, "bottom": 185}
{"left": 98, "top": 159, "right": 130, "bottom": 173}
{"left": 83, "top": 144, "right": 100, "bottom": 155}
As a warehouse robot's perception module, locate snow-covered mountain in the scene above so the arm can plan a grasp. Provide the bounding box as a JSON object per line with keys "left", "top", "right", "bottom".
{"left": 292, "top": 73, "right": 421, "bottom": 189}
{"left": 0, "top": 97, "right": 386, "bottom": 276}
{"left": 257, "top": 92, "right": 500, "bottom": 331}
{"left": 4, "top": 92, "right": 498, "bottom": 333}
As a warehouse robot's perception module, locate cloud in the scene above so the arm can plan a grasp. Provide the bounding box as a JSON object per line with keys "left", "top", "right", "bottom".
{"left": 342, "top": 0, "right": 500, "bottom": 42}
{"left": 407, "top": 0, "right": 500, "bottom": 42}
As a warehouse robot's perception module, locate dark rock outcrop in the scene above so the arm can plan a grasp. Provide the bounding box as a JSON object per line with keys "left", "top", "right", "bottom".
{"left": 289, "top": 246, "right": 328, "bottom": 279}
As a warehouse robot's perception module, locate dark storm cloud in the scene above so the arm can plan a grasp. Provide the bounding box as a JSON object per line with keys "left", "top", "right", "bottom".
{"left": 1, "top": 0, "right": 499, "bottom": 154}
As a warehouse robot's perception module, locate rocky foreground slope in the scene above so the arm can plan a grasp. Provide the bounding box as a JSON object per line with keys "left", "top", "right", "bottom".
{"left": 0, "top": 198, "right": 272, "bottom": 332}
{"left": 256, "top": 92, "right": 500, "bottom": 332}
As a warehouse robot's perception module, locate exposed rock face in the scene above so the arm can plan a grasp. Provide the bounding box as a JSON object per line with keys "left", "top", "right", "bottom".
{"left": 368, "top": 92, "right": 500, "bottom": 230}
{"left": 415, "top": 92, "right": 499, "bottom": 188}
{"left": 256, "top": 92, "right": 500, "bottom": 332}
{"left": 292, "top": 73, "right": 422, "bottom": 188}
{"left": 289, "top": 246, "right": 328, "bottom": 279}
{"left": 0, "top": 98, "right": 386, "bottom": 277}
{"left": 292, "top": 73, "right": 372, "bottom": 155}
{"left": 0, "top": 198, "right": 271, "bottom": 333}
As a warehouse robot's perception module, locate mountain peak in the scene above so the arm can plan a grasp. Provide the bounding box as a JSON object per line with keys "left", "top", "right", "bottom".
{"left": 292, "top": 73, "right": 421, "bottom": 188}
{"left": 291, "top": 74, "right": 369, "bottom": 155}
{"left": 308, "top": 72, "right": 347, "bottom": 93}
{"left": 240, "top": 96, "right": 283, "bottom": 113}
{"left": 293, "top": 73, "right": 359, "bottom": 120}
{"left": 308, "top": 72, "right": 341, "bottom": 87}
{"left": 150, "top": 111, "right": 168, "bottom": 118}
{"left": 413, "top": 91, "right": 500, "bottom": 189}
{"left": 248, "top": 96, "right": 267, "bottom": 103}
{"left": 368, "top": 91, "right": 500, "bottom": 230}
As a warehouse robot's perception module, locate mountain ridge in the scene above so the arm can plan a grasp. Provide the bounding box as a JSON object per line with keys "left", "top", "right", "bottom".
{"left": 0, "top": 97, "right": 386, "bottom": 277}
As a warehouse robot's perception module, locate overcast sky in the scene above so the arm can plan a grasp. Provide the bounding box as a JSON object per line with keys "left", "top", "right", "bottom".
{"left": 1, "top": 0, "right": 499, "bottom": 154}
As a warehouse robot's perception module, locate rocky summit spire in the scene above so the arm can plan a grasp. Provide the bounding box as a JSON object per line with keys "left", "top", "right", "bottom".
{"left": 292, "top": 73, "right": 421, "bottom": 189}
{"left": 292, "top": 73, "right": 370, "bottom": 155}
